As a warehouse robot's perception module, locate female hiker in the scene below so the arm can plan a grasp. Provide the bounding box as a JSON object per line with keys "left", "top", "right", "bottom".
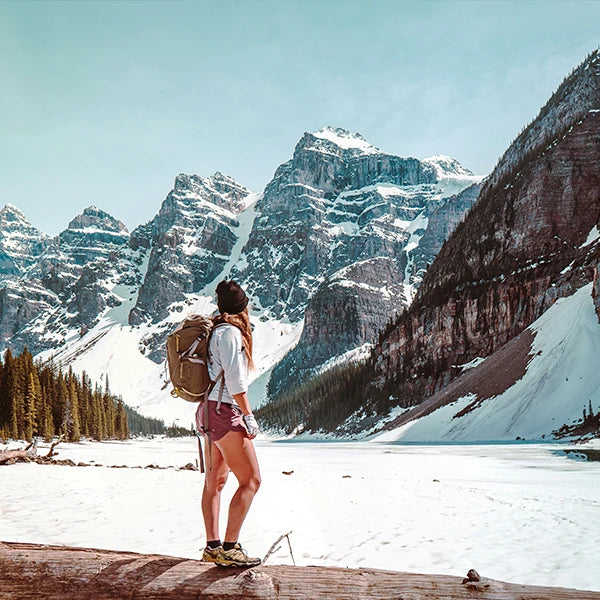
{"left": 197, "top": 279, "right": 262, "bottom": 568}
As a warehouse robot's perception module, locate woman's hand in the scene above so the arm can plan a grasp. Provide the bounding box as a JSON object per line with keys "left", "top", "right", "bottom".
{"left": 233, "top": 391, "right": 259, "bottom": 439}
{"left": 242, "top": 414, "right": 260, "bottom": 439}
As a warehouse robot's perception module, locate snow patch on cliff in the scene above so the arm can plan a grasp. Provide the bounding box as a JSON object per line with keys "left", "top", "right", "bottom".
{"left": 312, "top": 126, "right": 379, "bottom": 154}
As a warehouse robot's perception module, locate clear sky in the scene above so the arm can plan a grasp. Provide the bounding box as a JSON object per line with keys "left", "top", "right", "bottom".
{"left": 1, "top": 0, "right": 599, "bottom": 235}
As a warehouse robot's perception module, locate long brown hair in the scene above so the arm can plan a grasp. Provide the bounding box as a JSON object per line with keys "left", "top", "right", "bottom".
{"left": 213, "top": 306, "right": 254, "bottom": 369}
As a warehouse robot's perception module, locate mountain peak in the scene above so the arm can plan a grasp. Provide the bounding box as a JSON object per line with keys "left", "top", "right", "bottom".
{"left": 0, "top": 203, "right": 53, "bottom": 278}
{"left": 423, "top": 155, "right": 475, "bottom": 178}
{"left": 66, "top": 206, "right": 128, "bottom": 234}
{"left": 0, "top": 203, "right": 27, "bottom": 220}
{"left": 172, "top": 171, "right": 252, "bottom": 214}
{"left": 307, "top": 126, "right": 379, "bottom": 154}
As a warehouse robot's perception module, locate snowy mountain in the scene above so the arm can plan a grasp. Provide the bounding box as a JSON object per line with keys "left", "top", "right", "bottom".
{"left": 0, "top": 127, "right": 479, "bottom": 426}
{"left": 231, "top": 126, "right": 480, "bottom": 396}
{"left": 59, "top": 206, "right": 129, "bottom": 265}
{"left": 128, "top": 171, "right": 258, "bottom": 362}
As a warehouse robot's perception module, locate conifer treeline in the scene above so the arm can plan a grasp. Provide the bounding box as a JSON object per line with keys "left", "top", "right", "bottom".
{"left": 256, "top": 359, "right": 382, "bottom": 433}
{"left": 0, "top": 348, "right": 164, "bottom": 442}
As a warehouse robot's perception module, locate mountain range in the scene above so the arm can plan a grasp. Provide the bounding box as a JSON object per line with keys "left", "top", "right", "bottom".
{"left": 0, "top": 126, "right": 480, "bottom": 426}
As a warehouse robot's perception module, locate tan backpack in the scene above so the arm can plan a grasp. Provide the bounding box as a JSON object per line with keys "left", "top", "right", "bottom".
{"left": 166, "top": 315, "right": 225, "bottom": 402}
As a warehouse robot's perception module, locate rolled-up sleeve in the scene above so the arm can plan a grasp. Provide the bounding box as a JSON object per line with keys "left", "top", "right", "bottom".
{"left": 217, "top": 327, "right": 248, "bottom": 396}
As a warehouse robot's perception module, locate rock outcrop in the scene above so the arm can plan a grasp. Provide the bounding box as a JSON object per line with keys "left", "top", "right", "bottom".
{"left": 593, "top": 262, "right": 600, "bottom": 322}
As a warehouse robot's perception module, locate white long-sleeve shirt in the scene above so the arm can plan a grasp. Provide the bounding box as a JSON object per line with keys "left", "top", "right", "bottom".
{"left": 207, "top": 324, "right": 248, "bottom": 405}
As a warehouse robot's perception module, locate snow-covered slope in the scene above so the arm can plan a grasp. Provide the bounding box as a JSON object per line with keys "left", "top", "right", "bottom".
{"left": 374, "top": 283, "right": 600, "bottom": 442}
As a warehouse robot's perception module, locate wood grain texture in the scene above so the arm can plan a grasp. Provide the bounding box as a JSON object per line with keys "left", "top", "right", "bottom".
{"left": 1, "top": 542, "right": 598, "bottom": 600}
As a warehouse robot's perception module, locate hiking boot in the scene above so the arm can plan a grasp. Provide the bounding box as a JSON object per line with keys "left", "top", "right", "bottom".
{"left": 215, "top": 543, "right": 261, "bottom": 568}
{"left": 201, "top": 545, "right": 222, "bottom": 563}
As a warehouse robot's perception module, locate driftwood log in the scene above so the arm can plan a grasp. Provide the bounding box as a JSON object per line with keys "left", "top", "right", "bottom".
{"left": 0, "top": 542, "right": 598, "bottom": 600}
{"left": 0, "top": 439, "right": 38, "bottom": 465}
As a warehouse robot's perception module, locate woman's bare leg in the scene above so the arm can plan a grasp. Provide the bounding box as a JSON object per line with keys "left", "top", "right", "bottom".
{"left": 214, "top": 431, "right": 261, "bottom": 543}
{"left": 201, "top": 440, "right": 229, "bottom": 542}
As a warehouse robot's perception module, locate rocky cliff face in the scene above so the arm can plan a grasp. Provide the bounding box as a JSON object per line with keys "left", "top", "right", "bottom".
{"left": 232, "top": 128, "right": 477, "bottom": 321}
{"left": 268, "top": 181, "right": 482, "bottom": 397}
{"left": 268, "top": 256, "right": 406, "bottom": 397}
{"left": 0, "top": 281, "right": 59, "bottom": 342}
{"left": 367, "top": 51, "right": 600, "bottom": 415}
{"left": 410, "top": 183, "right": 481, "bottom": 282}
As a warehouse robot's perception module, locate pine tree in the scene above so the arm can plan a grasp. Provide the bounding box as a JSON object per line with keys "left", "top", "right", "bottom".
{"left": 23, "top": 372, "right": 39, "bottom": 442}
{"left": 43, "top": 400, "right": 54, "bottom": 442}
{"left": 56, "top": 373, "right": 69, "bottom": 437}
{"left": 91, "top": 387, "right": 103, "bottom": 441}
{"left": 115, "top": 400, "right": 129, "bottom": 440}
{"left": 67, "top": 376, "right": 81, "bottom": 442}
{"left": 10, "top": 377, "right": 25, "bottom": 440}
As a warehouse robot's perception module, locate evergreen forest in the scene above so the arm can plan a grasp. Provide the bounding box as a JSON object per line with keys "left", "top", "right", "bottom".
{"left": 256, "top": 357, "right": 391, "bottom": 434}
{"left": 0, "top": 348, "right": 165, "bottom": 442}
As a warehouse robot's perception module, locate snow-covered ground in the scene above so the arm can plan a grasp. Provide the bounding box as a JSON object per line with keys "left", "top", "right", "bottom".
{"left": 1, "top": 438, "right": 599, "bottom": 592}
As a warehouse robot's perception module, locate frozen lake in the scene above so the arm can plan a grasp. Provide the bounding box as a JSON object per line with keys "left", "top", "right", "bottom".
{"left": 1, "top": 437, "right": 599, "bottom": 592}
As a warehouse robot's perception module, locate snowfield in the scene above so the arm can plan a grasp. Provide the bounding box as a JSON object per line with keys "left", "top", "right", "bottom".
{"left": 1, "top": 437, "right": 599, "bottom": 592}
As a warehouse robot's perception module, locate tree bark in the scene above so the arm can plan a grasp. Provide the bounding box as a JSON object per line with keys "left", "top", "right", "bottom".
{"left": 0, "top": 542, "right": 598, "bottom": 600}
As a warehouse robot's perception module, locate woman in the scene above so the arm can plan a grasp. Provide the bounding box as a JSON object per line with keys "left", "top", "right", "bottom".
{"left": 197, "top": 279, "right": 262, "bottom": 568}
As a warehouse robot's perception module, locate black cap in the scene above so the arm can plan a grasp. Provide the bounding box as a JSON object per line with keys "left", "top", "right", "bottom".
{"left": 216, "top": 280, "right": 249, "bottom": 314}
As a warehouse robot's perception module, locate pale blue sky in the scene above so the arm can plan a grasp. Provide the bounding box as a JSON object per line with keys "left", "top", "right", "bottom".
{"left": 1, "top": 0, "right": 599, "bottom": 235}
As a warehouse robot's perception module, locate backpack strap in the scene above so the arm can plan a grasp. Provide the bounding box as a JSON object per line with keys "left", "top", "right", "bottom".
{"left": 201, "top": 369, "right": 224, "bottom": 473}
{"left": 207, "top": 322, "right": 231, "bottom": 415}
{"left": 215, "top": 374, "right": 225, "bottom": 415}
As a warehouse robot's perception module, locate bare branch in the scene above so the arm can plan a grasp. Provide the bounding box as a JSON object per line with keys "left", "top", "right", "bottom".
{"left": 46, "top": 434, "right": 66, "bottom": 458}
{"left": 262, "top": 530, "right": 294, "bottom": 566}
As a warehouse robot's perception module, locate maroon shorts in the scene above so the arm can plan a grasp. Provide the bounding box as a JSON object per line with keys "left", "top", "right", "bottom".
{"left": 195, "top": 401, "right": 247, "bottom": 442}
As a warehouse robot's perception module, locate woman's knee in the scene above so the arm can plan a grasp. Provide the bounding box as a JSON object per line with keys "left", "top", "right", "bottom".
{"left": 244, "top": 474, "right": 261, "bottom": 494}
{"left": 205, "top": 472, "right": 228, "bottom": 493}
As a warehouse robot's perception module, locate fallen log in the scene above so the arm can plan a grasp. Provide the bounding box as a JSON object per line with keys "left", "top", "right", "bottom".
{"left": 0, "top": 439, "right": 38, "bottom": 465}
{"left": 0, "top": 542, "right": 598, "bottom": 600}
